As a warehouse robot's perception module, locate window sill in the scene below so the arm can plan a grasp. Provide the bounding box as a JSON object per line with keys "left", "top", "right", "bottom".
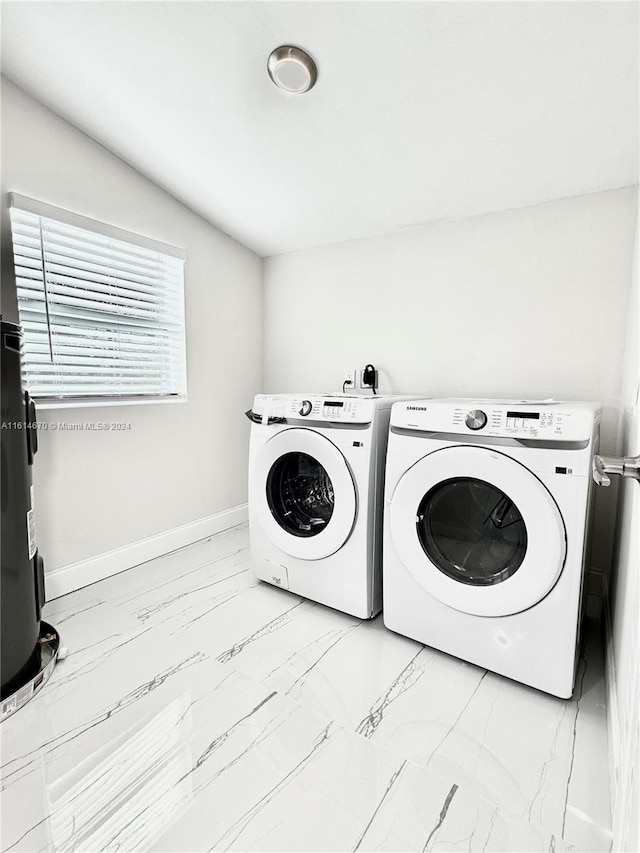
{"left": 34, "top": 395, "right": 188, "bottom": 411}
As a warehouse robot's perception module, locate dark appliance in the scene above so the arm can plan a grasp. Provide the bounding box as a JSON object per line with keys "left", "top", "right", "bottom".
{"left": 1, "top": 319, "right": 47, "bottom": 700}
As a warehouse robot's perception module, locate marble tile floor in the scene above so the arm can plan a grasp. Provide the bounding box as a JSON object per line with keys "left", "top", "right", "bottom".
{"left": 0, "top": 523, "right": 612, "bottom": 852}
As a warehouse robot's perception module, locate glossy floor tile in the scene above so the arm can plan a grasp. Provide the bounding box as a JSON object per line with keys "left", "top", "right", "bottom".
{"left": 0, "top": 524, "right": 611, "bottom": 852}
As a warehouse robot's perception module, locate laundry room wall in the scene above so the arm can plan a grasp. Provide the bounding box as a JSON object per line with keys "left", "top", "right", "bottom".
{"left": 1, "top": 77, "right": 263, "bottom": 585}
{"left": 263, "top": 186, "right": 639, "bottom": 576}
{"left": 607, "top": 192, "right": 639, "bottom": 852}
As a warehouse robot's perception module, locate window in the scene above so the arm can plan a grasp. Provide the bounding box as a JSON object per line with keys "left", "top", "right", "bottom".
{"left": 8, "top": 194, "right": 187, "bottom": 406}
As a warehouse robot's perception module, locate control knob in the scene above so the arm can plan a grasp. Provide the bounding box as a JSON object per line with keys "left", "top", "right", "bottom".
{"left": 299, "top": 400, "right": 313, "bottom": 416}
{"left": 465, "top": 409, "right": 487, "bottom": 430}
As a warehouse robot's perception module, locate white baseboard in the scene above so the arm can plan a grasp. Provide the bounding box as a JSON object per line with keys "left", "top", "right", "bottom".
{"left": 44, "top": 504, "right": 248, "bottom": 600}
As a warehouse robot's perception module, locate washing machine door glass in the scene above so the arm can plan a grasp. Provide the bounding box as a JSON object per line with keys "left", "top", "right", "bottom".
{"left": 267, "top": 452, "right": 334, "bottom": 537}
{"left": 389, "top": 446, "right": 567, "bottom": 617}
{"left": 417, "top": 478, "right": 527, "bottom": 586}
{"left": 252, "top": 428, "right": 357, "bottom": 560}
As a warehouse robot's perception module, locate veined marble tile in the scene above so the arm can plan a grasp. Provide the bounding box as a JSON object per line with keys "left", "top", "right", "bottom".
{"left": 251, "top": 610, "right": 489, "bottom": 752}
{"left": 556, "top": 626, "right": 611, "bottom": 852}
{"left": 152, "top": 710, "right": 578, "bottom": 853}
{"left": 208, "top": 600, "right": 609, "bottom": 849}
{"left": 43, "top": 590, "right": 105, "bottom": 624}
{"left": 355, "top": 759, "right": 579, "bottom": 853}
{"left": 100, "top": 523, "right": 252, "bottom": 618}
{"left": 1, "top": 627, "right": 202, "bottom": 849}
{"left": 108, "top": 522, "right": 610, "bottom": 850}
{"left": 93, "top": 525, "right": 301, "bottom": 661}
{"left": 4, "top": 606, "right": 571, "bottom": 853}
{"left": 7, "top": 526, "right": 610, "bottom": 853}
{"left": 416, "top": 624, "right": 611, "bottom": 852}
{"left": 1, "top": 619, "right": 280, "bottom": 852}
{"left": 43, "top": 523, "right": 252, "bottom": 625}
{"left": 41, "top": 597, "right": 144, "bottom": 681}
{"left": 116, "top": 557, "right": 328, "bottom": 667}
{"left": 123, "top": 550, "right": 257, "bottom": 636}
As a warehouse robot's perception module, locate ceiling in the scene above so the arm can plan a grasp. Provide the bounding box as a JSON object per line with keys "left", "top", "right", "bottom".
{"left": 1, "top": 1, "right": 638, "bottom": 257}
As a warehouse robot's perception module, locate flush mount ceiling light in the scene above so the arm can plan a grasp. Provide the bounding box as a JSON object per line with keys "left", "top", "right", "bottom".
{"left": 268, "top": 45, "right": 317, "bottom": 94}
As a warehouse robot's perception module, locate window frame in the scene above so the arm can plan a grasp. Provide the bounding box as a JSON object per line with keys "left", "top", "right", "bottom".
{"left": 8, "top": 193, "right": 188, "bottom": 410}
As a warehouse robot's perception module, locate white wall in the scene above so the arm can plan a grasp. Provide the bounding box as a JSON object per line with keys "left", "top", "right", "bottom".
{"left": 1, "top": 78, "right": 263, "bottom": 573}
{"left": 608, "top": 194, "right": 639, "bottom": 852}
{"left": 264, "top": 187, "right": 638, "bottom": 573}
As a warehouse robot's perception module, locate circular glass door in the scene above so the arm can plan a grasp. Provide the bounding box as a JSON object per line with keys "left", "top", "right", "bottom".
{"left": 251, "top": 428, "right": 357, "bottom": 560}
{"left": 389, "top": 446, "right": 566, "bottom": 616}
{"left": 417, "top": 478, "right": 527, "bottom": 586}
{"left": 267, "top": 452, "right": 335, "bottom": 537}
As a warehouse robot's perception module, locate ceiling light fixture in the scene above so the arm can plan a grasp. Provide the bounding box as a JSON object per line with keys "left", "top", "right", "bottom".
{"left": 267, "top": 45, "right": 317, "bottom": 94}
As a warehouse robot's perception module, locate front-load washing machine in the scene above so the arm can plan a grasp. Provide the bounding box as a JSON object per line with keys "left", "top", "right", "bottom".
{"left": 248, "top": 393, "right": 416, "bottom": 619}
{"left": 383, "top": 398, "right": 601, "bottom": 698}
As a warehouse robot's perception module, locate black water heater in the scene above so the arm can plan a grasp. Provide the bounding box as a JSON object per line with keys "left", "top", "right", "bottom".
{"left": 1, "top": 319, "right": 46, "bottom": 699}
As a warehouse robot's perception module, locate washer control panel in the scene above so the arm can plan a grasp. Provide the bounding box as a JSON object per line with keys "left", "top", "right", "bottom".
{"left": 392, "top": 398, "right": 600, "bottom": 442}
{"left": 291, "top": 396, "right": 372, "bottom": 423}
{"left": 252, "top": 394, "right": 375, "bottom": 424}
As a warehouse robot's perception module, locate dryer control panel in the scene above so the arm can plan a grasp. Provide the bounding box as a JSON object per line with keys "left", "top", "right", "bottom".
{"left": 392, "top": 398, "right": 601, "bottom": 442}
{"left": 453, "top": 406, "right": 573, "bottom": 439}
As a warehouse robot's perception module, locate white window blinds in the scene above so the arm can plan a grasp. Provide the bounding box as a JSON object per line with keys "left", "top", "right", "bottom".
{"left": 9, "top": 194, "right": 187, "bottom": 405}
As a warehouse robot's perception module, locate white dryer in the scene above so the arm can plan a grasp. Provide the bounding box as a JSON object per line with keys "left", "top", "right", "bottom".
{"left": 248, "top": 393, "right": 412, "bottom": 619}
{"left": 383, "top": 398, "right": 601, "bottom": 698}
